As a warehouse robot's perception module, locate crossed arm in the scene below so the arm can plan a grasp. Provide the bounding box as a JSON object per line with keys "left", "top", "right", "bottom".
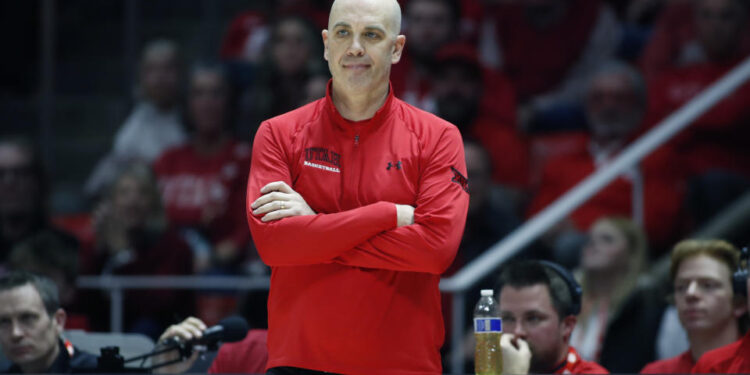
{"left": 246, "top": 121, "right": 469, "bottom": 274}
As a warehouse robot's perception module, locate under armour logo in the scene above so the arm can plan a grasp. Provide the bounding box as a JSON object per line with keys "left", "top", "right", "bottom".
{"left": 386, "top": 161, "right": 402, "bottom": 170}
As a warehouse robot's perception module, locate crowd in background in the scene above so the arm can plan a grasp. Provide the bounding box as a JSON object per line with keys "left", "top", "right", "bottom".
{"left": 1, "top": 0, "right": 750, "bottom": 372}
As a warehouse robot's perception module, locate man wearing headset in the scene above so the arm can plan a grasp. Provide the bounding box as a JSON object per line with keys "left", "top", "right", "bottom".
{"left": 692, "top": 246, "right": 750, "bottom": 373}
{"left": 496, "top": 260, "right": 609, "bottom": 374}
{"left": 640, "top": 240, "right": 747, "bottom": 373}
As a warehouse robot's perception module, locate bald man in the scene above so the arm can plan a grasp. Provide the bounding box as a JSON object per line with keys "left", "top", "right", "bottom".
{"left": 245, "top": 0, "right": 469, "bottom": 373}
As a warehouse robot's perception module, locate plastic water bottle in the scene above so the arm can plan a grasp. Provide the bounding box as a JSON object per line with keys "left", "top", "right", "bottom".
{"left": 474, "top": 289, "right": 502, "bottom": 375}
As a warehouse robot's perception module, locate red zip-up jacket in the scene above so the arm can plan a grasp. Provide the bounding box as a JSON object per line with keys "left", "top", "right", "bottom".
{"left": 246, "top": 82, "right": 469, "bottom": 374}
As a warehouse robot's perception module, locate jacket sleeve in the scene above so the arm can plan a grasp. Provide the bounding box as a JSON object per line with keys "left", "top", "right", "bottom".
{"left": 333, "top": 126, "right": 469, "bottom": 275}
{"left": 247, "top": 121, "right": 398, "bottom": 267}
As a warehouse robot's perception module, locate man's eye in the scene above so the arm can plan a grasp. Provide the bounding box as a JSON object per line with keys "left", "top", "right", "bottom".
{"left": 20, "top": 313, "right": 37, "bottom": 324}
{"left": 336, "top": 29, "right": 349, "bottom": 36}
{"left": 365, "top": 32, "right": 378, "bottom": 39}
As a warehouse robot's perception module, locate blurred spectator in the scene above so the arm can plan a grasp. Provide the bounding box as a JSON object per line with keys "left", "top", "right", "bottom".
{"left": 572, "top": 216, "right": 666, "bottom": 373}
{"left": 86, "top": 164, "right": 193, "bottom": 338}
{"left": 392, "top": 0, "right": 461, "bottom": 109}
{"left": 527, "top": 61, "right": 685, "bottom": 259}
{"left": 85, "top": 39, "right": 187, "bottom": 198}
{"left": 644, "top": 0, "right": 750, "bottom": 226}
{"left": 0, "top": 138, "right": 78, "bottom": 267}
{"left": 479, "top": 0, "right": 621, "bottom": 132}
{"left": 640, "top": 0, "right": 750, "bottom": 80}
{"left": 6, "top": 232, "right": 88, "bottom": 330}
{"left": 220, "top": 1, "right": 328, "bottom": 63}
{"left": 641, "top": 239, "right": 747, "bottom": 373}
{"left": 237, "top": 15, "right": 327, "bottom": 141}
{"left": 153, "top": 63, "right": 252, "bottom": 274}
{"left": 430, "top": 43, "right": 529, "bottom": 189}
{"left": 220, "top": 11, "right": 271, "bottom": 64}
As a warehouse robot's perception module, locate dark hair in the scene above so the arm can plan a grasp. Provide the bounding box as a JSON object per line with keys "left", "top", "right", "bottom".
{"left": 496, "top": 260, "right": 575, "bottom": 319}
{"left": 0, "top": 271, "right": 60, "bottom": 316}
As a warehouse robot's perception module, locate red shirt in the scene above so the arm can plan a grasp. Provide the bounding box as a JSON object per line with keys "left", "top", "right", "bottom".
{"left": 692, "top": 331, "right": 750, "bottom": 373}
{"left": 153, "top": 140, "right": 251, "bottom": 247}
{"left": 526, "top": 137, "right": 685, "bottom": 249}
{"left": 491, "top": 0, "right": 600, "bottom": 101}
{"left": 208, "top": 329, "right": 268, "bottom": 374}
{"left": 246, "top": 81, "right": 469, "bottom": 374}
{"left": 645, "top": 59, "right": 750, "bottom": 177}
{"left": 641, "top": 350, "right": 694, "bottom": 374}
{"left": 555, "top": 346, "right": 609, "bottom": 374}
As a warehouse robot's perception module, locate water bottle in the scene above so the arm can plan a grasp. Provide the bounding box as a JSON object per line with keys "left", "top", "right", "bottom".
{"left": 474, "top": 289, "right": 502, "bottom": 375}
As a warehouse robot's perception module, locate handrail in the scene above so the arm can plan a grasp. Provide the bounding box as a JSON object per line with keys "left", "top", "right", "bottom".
{"left": 76, "top": 275, "right": 270, "bottom": 333}
{"left": 439, "top": 53, "right": 750, "bottom": 293}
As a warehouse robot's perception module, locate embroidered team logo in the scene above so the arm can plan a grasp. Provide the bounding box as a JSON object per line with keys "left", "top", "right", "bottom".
{"left": 451, "top": 166, "right": 468, "bottom": 192}
{"left": 304, "top": 147, "right": 341, "bottom": 173}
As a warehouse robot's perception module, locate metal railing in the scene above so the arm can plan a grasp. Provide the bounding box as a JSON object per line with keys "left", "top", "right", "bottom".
{"left": 77, "top": 275, "right": 270, "bottom": 333}
{"left": 73, "top": 57, "right": 750, "bottom": 375}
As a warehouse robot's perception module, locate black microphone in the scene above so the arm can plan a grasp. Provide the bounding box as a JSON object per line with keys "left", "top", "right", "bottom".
{"left": 162, "top": 315, "right": 249, "bottom": 358}
{"left": 190, "top": 315, "right": 249, "bottom": 346}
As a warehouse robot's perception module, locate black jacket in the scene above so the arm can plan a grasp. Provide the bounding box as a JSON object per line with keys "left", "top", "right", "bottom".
{"left": 2, "top": 340, "right": 97, "bottom": 374}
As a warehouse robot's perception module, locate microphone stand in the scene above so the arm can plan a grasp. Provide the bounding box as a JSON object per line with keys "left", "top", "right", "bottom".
{"left": 89, "top": 340, "right": 218, "bottom": 373}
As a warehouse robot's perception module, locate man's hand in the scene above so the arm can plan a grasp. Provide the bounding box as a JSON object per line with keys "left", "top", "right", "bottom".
{"left": 153, "top": 317, "right": 207, "bottom": 374}
{"left": 500, "top": 333, "right": 532, "bottom": 375}
{"left": 395, "top": 204, "right": 415, "bottom": 227}
{"left": 250, "top": 181, "right": 316, "bottom": 222}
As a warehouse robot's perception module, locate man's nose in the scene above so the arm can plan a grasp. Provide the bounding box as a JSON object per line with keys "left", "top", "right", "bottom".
{"left": 685, "top": 281, "right": 700, "bottom": 297}
{"left": 347, "top": 35, "right": 365, "bottom": 56}
{"left": 512, "top": 323, "right": 526, "bottom": 338}
{"left": 10, "top": 322, "right": 24, "bottom": 339}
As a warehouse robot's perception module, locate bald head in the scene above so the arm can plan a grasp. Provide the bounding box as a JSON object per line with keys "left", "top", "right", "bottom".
{"left": 329, "top": 0, "right": 402, "bottom": 37}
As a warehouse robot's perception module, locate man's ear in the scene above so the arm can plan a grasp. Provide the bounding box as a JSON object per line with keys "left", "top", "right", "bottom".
{"left": 53, "top": 308, "right": 67, "bottom": 334}
{"left": 322, "top": 29, "right": 330, "bottom": 61}
{"left": 733, "top": 296, "right": 748, "bottom": 318}
{"left": 391, "top": 35, "right": 406, "bottom": 64}
{"left": 560, "top": 315, "right": 577, "bottom": 343}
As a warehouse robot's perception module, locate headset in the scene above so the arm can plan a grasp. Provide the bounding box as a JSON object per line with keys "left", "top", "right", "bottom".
{"left": 733, "top": 246, "right": 749, "bottom": 296}
{"left": 539, "top": 260, "right": 583, "bottom": 316}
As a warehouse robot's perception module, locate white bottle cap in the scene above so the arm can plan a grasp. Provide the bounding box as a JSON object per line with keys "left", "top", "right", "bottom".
{"left": 480, "top": 289, "right": 493, "bottom": 296}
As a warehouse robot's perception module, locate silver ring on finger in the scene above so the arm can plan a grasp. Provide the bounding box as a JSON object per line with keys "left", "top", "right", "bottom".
{"left": 281, "top": 201, "right": 286, "bottom": 210}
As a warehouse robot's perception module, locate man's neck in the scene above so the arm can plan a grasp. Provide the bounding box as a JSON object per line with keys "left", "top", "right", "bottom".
{"left": 331, "top": 81, "right": 389, "bottom": 121}
{"left": 536, "top": 344, "right": 570, "bottom": 374}
{"left": 20, "top": 341, "right": 60, "bottom": 373}
{"left": 688, "top": 320, "right": 740, "bottom": 360}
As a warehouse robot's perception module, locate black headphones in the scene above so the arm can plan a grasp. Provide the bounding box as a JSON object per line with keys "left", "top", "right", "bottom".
{"left": 733, "top": 246, "right": 749, "bottom": 296}
{"left": 539, "top": 260, "right": 583, "bottom": 316}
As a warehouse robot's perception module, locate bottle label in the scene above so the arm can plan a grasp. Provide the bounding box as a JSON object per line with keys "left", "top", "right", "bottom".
{"left": 474, "top": 318, "right": 502, "bottom": 333}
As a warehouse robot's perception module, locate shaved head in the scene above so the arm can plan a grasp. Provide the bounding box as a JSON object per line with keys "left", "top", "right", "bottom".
{"left": 329, "top": 0, "right": 402, "bottom": 37}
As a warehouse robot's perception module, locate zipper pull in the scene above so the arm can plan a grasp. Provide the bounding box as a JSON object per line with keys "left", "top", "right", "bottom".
{"left": 354, "top": 134, "right": 359, "bottom": 145}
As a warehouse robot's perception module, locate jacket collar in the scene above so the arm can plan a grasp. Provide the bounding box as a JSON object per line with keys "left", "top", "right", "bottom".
{"left": 324, "top": 79, "right": 396, "bottom": 134}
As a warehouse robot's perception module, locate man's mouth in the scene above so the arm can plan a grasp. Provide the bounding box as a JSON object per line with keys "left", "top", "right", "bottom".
{"left": 343, "top": 63, "right": 370, "bottom": 71}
